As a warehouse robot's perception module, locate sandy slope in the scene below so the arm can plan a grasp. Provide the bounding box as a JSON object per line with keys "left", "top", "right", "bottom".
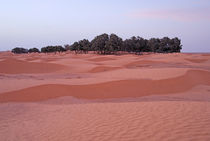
{"left": 0, "top": 52, "right": 210, "bottom": 140}
{"left": 0, "top": 69, "right": 210, "bottom": 103}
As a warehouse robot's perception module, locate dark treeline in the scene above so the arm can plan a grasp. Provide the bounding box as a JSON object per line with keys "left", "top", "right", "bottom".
{"left": 11, "top": 33, "right": 182, "bottom": 54}
{"left": 12, "top": 47, "right": 28, "bottom": 54}
{"left": 41, "top": 46, "right": 66, "bottom": 53}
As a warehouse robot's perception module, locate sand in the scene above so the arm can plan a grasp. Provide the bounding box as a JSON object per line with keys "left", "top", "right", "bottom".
{"left": 88, "top": 66, "right": 121, "bottom": 73}
{"left": 0, "top": 52, "right": 210, "bottom": 141}
{"left": 0, "top": 58, "right": 66, "bottom": 74}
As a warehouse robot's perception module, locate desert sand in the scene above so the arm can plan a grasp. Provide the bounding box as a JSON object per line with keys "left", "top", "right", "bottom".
{"left": 0, "top": 51, "right": 210, "bottom": 141}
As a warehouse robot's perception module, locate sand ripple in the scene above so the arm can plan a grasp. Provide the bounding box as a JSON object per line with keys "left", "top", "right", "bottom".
{"left": 0, "top": 101, "right": 210, "bottom": 141}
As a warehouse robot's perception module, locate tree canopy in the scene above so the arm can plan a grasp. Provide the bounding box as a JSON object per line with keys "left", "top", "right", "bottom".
{"left": 65, "top": 39, "right": 91, "bottom": 54}
{"left": 12, "top": 47, "right": 28, "bottom": 54}
{"left": 41, "top": 46, "right": 66, "bottom": 53}
{"left": 12, "top": 33, "right": 182, "bottom": 54}
{"left": 28, "top": 48, "right": 40, "bottom": 53}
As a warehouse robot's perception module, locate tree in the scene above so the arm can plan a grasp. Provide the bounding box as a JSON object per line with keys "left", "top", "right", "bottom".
{"left": 64, "top": 44, "right": 71, "bottom": 51}
{"left": 12, "top": 47, "right": 28, "bottom": 54}
{"left": 41, "top": 46, "right": 66, "bottom": 53}
{"left": 159, "top": 37, "right": 171, "bottom": 53}
{"left": 78, "top": 39, "right": 91, "bottom": 54}
{"left": 135, "top": 36, "right": 148, "bottom": 54}
{"left": 91, "top": 33, "right": 109, "bottom": 54}
{"left": 123, "top": 38, "right": 135, "bottom": 53}
{"left": 69, "top": 42, "right": 79, "bottom": 54}
{"left": 171, "top": 37, "right": 182, "bottom": 52}
{"left": 11, "top": 33, "right": 182, "bottom": 55}
{"left": 28, "top": 48, "right": 40, "bottom": 53}
{"left": 148, "top": 38, "right": 161, "bottom": 53}
{"left": 106, "top": 34, "right": 123, "bottom": 54}
{"left": 123, "top": 36, "right": 148, "bottom": 54}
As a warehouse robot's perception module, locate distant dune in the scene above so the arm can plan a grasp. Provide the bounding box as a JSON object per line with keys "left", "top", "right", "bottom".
{"left": 0, "top": 52, "right": 210, "bottom": 140}
{"left": 0, "top": 58, "right": 66, "bottom": 74}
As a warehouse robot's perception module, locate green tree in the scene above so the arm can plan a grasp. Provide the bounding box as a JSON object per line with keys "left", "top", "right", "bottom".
{"left": 12, "top": 47, "right": 28, "bottom": 54}
{"left": 28, "top": 48, "right": 40, "bottom": 53}
{"left": 106, "top": 34, "right": 123, "bottom": 54}
{"left": 41, "top": 46, "right": 66, "bottom": 53}
{"left": 78, "top": 39, "right": 91, "bottom": 54}
{"left": 91, "top": 33, "right": 109, "bottom": 54}
{"left": 148, "top": 38, "right": 161, "bottom": 53}
{"left": 171, "top": 37, "right": 182, "bottom": 52}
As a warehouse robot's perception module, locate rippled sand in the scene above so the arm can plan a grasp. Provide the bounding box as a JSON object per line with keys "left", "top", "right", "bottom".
{"left": 0, "top": 52, "right": 210, "bottom": 141}
{"left": 0, "top": 101, "right": 210, "bottom": 141}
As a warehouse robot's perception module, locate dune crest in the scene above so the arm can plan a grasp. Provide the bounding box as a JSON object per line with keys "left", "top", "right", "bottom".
{"left": 0, "top": 58, "right": 66, "bottom": 74}
{"left": 185, "top": 58, "right": 208, "bottom": 63}
{"left": 88, "top": 57, "right": 115, "bottom": 62}
{"left": 125, "top": 60, "right": 166, "bottom": 68}
{"left": 88, "top": 66, "right": 121, "bottom": 73}
{"left": 1, "top": 69, "right": 210, "bottom": 103}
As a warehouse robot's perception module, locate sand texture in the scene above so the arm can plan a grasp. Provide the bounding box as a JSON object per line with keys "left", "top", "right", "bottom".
{"left": 0, "top": 52, "right": 210, "bottom": 141}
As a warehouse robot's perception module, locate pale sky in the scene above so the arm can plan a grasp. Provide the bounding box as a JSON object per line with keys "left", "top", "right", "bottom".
{"left": 0, "top": 0, "right": 210, "bottom": 52}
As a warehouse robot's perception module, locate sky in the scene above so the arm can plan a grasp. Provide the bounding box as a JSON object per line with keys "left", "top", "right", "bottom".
{"left": 0, "top": 0, "right": 210, "bottom": 52}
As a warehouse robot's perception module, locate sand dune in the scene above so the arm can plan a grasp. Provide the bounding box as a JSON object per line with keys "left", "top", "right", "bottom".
{"left": 0, "top": 58, "right": 66, "bottom": 74}
{"left": 202, "top": 54, "right": 210, "bottom": 56}
{"left": 0, "top": 52, "right": 210, "bottom": 140}
{"left": 88, "top": 66, "right": 121, "bottom": 73}
{"left": 1, "top": 69, "right": 210, "bottom": 103}
{"left": 88, "top": 56, "right": 115, "bottom": 62}
{"left": 185, "top": 58, "right": 208, "bottom": 63}
{"left": 125, "top": 60, "right": 166, "bottom": 68}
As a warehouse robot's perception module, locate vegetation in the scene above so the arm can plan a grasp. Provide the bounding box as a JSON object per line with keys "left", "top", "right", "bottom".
{"left": 41, "top": 46, "right": 66, "bottom": 53}
{"left": 11, "top": 33, "right": 182, "bottom": 54}
{"left": 11, "top": 47, "right": 28, "bottom": 54}
{"left": 28, "top": 48, "right": 40, "bottom": 53}
{"left": 90, "top": 33, "right": 123, "bottom": 54}
{"left": 65, "top": 39, "right": 91, "bottom": 54}
{"left": 123, "top": 36, "right": 149, "bottom": 54}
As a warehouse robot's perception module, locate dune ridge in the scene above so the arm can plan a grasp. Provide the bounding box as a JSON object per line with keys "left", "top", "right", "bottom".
{"left": 88, "top": 66, "right": 121, "bottom": 73}
{"left": 0, "top": 58, "right": 66, "bottom": 74}
{"left": 185, "top": 58, "right": 208, "bottom": 63}
{"left": 0, "top": 69, "right": 210, "bottom": 103}
{"left": 125, "top": 60, "right": 166, "bottom": 68}
{"left": 88, "top": 57, "right": 115, "bottom": 62}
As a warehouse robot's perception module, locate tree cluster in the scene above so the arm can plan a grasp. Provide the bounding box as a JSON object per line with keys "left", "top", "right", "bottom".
{"left": 65, "top": 34, "right": 182, "bottom": 54}
{"left": 65, "top": 39, "right": 91, "bottom": 54}
{"left": 90, "top": 34, "right": 123, "bottom": 54}
{"left": 12, "top": 47, "right": 29, "bottom": 54}
{"left": 28, "top": 48, "right": 40, "bottom": 53}
{"left": 11, "top": 33, "right": 182, "bottom": 54}
{"left": 41, "top": 46, "right": 66, "bottom": 53}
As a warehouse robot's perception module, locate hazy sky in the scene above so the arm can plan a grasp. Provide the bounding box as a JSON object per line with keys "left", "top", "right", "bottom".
{"left": 0, "top": 0, "right": 210, "bottom": 52}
